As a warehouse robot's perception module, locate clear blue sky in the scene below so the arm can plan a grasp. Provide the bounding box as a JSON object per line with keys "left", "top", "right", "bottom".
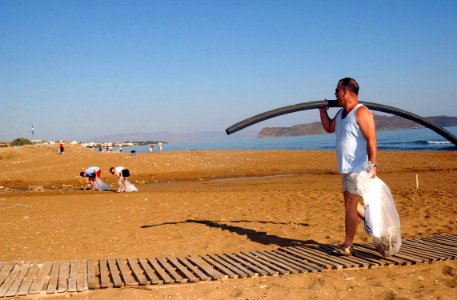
{"left": 1, "top": 0, "right": 456, "bottom": 141}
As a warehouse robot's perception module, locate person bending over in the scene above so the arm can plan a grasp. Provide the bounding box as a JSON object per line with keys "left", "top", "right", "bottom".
{"left": 80, "top": 166, "right": 101, "bottom": 191}
{"left": 110, "top": 166, "right": 131, "bottom": 192}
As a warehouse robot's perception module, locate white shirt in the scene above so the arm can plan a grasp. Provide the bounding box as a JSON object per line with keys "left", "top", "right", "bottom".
{"left": 335, "top": 104, "right": 368, "bottom": 174}
{"left": 114, "top": 166, "right": 125, "bottom": 176}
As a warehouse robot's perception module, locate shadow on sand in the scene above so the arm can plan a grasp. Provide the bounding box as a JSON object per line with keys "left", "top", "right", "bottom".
{"left": 141, "top": 219, "right": 317, "bottom": 247}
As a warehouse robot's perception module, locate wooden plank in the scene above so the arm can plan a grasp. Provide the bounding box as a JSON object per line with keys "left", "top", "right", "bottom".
{"left": 83, "top": 261, "right": 88, "bottom": 290}
{"left": 402, "top": 240, "right": 454, "bottom": 260}
{"left": 292, "top": 246, "right": 345, "bottom": 269}
{"left": 390, "top": 250, "right": 424, "bottom": 264}
{"left": 397, "top": 244, "right": 441, "bottom": 261}
{"left": 148, "top": 258, "right": 175, "bottom": 284}
{"left": 29, "top": 262, "right": 52, "bottom": 294}
{"left": 5, "top": 262, "right": 30, "bottom": 297}
{"left": 116, "top": 258, "right": 137, "bottom": 286}
{"left": 411, "top": 239, "right": 457, "bottom": 258}
{"left": 157, "top": 257, "right": 188, "bottom": 283}
{"left": 222, "top": 253, "right": 264, "bottom": 276}
{"left": 432, "top": 235, "right": 457, "bottom": 243}
{"left": 406, "top": 239, "right": 454, "bottom": 255}
{"left": 58, "top": 261, "right": 70, "bottom": 292}
{"left": 217, "top": 254, "right": 256, "bottom": 277}
{"left": 255, "top": 251, "right": 300, "bottom": 274}
{"left": 176, "top": 257, "right": 210, "bottom": 281}
{"left": 422, "top": 236, "right": 457, "bottom": 248}
{"left": 296, "top": 246, "right": 358, "bottom": 269}
{"left": 87, "top": 259, "right": 99, "bottom": 289}
{"left": 127, "top": 258, "right": 148, "bottom": 285}
{"left": 187, "top": 255, "right": 226, "bottom": 280}
{"left": 338, "top": 245, "right": 386, "bottom": 267}
{"left": 138, "top": 258, "right": 163, "bottom": 285}
{"left": 357, "top": 244, "right": 424, "bottom": 264}
{"left": 402, "top": 240, "right": 448, "bottom": 259}
{"left": 281, "top": 247, "right": 330, "bottom": 271}
{"left": 157, "top": 257, "right": 187, "bottom": 283}
{"left": 352, "top": 244, "right": 405, "bottom": 265}
{"left": 420, "top": 237, "right": 457, "bottom": 251}
{"left": 67, "top": 260, "right": 78, "bottom": 292}
{"left": 167, "top": 256, "right": 199, "bottom": 282}
{"left": 241, "top": 251, "right": 287, "bottom": 275}
{"left": 0, "top": 264, "right": 21, "bottom": 297}
{"left": 271, "top": 250, "right": 322, "bottom": 272}
{"left": 200, "top": 255, "right": 239, "bottom": 278}
{"left": 99, "top": 259, "right": 112, "bottom": 289}
{"left": 17, "top": 263, "right": 40, "bottom": 296}
{"left": 46, "top": 262, "right": 60, "bottom": 294}
{"left": 229, "top": 253, "right": 269, "bottom": 276}
{"left": 206, "top": 254, "right": 249, "bottom": 278}
{"left": 0, "top": 262, "right": 15, "bottom": 286}
{"left": 281, "top": 247, "right": 337, "bottom": 270}
{"left": 436, "top": 235, "right": 457, "bottom": 242}
{"left": 76, "top": 260, "right": 87, "bottom": 291}
{"left": 396, "top": 247, "right": 435, "bottom": 262}
{"left": 318, "top": 245, "right": 374, "bottom": 269}
{"left": 107, "top": 259, "right": 123, "bottom": 288}
{"left": 353, "top": 244, "right": 412, "bottom": 265}
{"left": 259, "top": 250, "right": 307, "bottom": 273}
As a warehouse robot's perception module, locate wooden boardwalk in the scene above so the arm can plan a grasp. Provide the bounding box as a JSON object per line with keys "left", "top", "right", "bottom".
{"left": 1, "top": 234, "right": 456, "bottom": 297}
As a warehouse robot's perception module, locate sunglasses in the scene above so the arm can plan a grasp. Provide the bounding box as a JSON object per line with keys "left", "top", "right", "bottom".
{"left": 335, "top": 88, "right": 340, "bottom": 93}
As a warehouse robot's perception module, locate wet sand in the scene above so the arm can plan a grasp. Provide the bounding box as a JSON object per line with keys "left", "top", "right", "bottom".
{"left": 0, "top": 144, "right": 456, "bottom": 299}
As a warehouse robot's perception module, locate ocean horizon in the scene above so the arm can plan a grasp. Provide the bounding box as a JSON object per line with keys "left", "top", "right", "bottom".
{"left": 112, "top": 126, "right": 457, "bottom": 153}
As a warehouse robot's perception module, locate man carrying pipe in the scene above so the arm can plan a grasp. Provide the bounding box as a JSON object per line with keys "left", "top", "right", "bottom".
{"left": 319, "top": 77, "right": 377, "bottom": 256}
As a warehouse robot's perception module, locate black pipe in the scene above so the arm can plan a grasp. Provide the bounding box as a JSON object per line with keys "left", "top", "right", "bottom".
{"left": 225, "top": 99, "right": 457, "bottom": 147}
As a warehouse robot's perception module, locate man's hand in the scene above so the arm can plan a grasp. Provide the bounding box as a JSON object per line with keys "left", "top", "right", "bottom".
{"left": 369, "top": 162, "right": 377, "bottom": 178}
{"left": 371, "top": 168, "right": 377, "bottom": 178}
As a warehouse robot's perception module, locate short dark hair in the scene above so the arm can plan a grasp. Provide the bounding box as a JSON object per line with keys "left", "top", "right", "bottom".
{"left": 110, "top": 167, "right": 115, "bottom": 174}
{"left": 80, "top": 172, "right": 85, "bottom": 177}
{"left": 339, "top": 77, "right": 359, "bottom": 95}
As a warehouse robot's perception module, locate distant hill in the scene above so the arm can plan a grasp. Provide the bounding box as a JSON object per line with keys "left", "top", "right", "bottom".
{"left": 258, "top": 115, "right": 457, "bottom": 138}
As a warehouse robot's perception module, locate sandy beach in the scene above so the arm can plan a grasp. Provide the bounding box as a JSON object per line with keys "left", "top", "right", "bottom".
{"left": 0, "top": 144, "right": 456, "bottom": 299}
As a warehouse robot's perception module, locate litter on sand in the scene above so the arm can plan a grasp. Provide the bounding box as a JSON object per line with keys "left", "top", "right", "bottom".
{"left": 93, "top": 177, "right": 111, "bottom": 191}
{"left": 120, "top": 181, "right": 138, "bottom": 192}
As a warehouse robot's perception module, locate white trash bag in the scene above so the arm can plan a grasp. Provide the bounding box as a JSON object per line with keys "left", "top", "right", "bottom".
{"left": 120, "top": 180, "right": 138, "bottom": 192}
{"left": 352, "top": 163, "right": 402, "bottom": 257}
{"left": 93, "top": 177, "right": 111, "bottom": 191}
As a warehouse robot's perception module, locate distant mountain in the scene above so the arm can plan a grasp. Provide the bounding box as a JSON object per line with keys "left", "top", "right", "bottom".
{"left": 258, "top": 115, "right": 457, "bottom": 138}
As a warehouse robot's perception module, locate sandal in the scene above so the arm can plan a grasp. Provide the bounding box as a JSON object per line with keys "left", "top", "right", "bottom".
{"left": 332, "top": 244, "right": 353, "bottom": 256}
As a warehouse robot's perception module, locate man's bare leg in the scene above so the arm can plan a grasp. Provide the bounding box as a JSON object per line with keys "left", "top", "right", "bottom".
{"left": 343, "top": 191, "right": 362, "bottom": 247}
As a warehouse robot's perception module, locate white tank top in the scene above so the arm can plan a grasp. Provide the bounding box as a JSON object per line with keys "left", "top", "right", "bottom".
{"left": 335, "top": 104, "right": 368, "bottom": 174}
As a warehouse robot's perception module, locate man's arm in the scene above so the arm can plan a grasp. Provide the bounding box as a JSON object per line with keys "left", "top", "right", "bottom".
{"left": 117, "top": 176, "right": 122, "bottom": 192}
{"left": 319, "top": 107, "right": 336, "bottom": 133}
{"left": 356, "top": 106, "right": 377, "bottom": 177}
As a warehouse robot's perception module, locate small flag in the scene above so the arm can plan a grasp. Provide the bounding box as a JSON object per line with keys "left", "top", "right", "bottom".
{"left": 32, "top": 124, "right": 35, "bottom": 136}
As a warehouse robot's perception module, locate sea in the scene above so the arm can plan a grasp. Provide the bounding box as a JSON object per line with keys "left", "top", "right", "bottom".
{"left": 116, "top": 126, "right": 457, "bottom": 153}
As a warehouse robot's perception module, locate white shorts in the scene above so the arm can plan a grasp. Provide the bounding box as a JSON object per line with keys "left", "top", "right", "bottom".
{"left": 342, "top": 173, "right": 362, "bottom": 196}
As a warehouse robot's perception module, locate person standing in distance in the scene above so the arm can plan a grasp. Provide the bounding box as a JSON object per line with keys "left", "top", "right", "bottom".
{"left": 59, "top": 141, "right": 64, "bottom": 154}
{"left": 319, "top": 77, "right": 377, "bottom": 256}
{"left": 110, "top": 166, "right": 131, "bottom": 192}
